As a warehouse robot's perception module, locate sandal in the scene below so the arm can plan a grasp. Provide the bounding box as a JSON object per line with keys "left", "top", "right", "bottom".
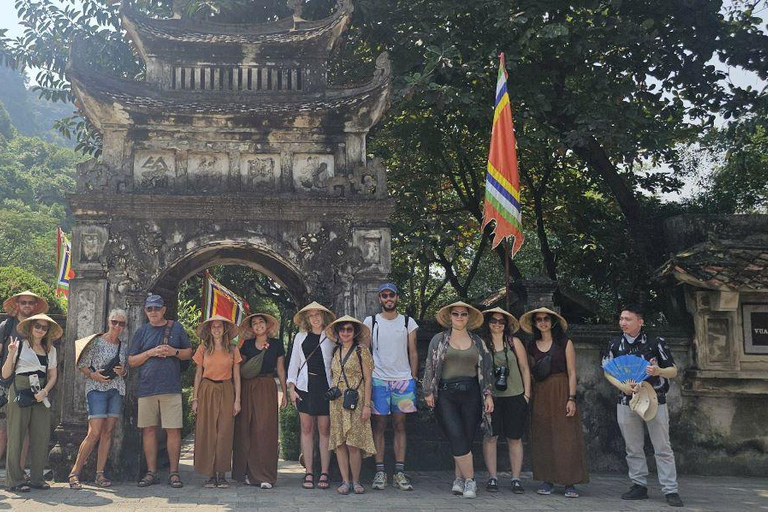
{"left": 204, "top": 477, "right": 218, "bottom": 488}
{"left": 68, "top": 473, "right": 83, "bottom": 490}
{"left": 138, "top": 470, "right": 158, "bottom": 487}
{"left": 168, "top": 472, "right": 184, "bottom": 488}
{"left": 10, "top": 483, "right": 30, "bottom": 493}
{"left": 30, "top": 481, "right": 51, "bottom": 490}
{"left": 216, "top": 477, "right": 230, "bottom": 489}
{"left": 337, "top": 482, "right": 350, "bottom": 495}
{"left": 353, "top": 482, "right": 365, "bottom": 494}
{"left": 317, "top": 472, "right": 330, "bottom": 490}
{"left": 302, "top": 473, "right": 315, "bottom": 489}
{"left": 95, "top": 471, "right": 112, "bottom": 488}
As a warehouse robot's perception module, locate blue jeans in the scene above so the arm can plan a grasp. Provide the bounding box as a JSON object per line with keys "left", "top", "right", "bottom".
{"left": 86, "top": 389, "right": 123, "bottom": 419}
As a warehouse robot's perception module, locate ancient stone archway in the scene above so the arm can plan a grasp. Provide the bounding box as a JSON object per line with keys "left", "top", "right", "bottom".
{"left": 52, "top": 0, "right": 393, "bottom": 479}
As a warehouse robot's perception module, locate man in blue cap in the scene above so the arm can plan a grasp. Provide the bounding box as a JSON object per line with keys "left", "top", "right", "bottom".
{"left": 364, "top": 283, "right": 419, "bottom": 491}
{"left": 128, "top": 294, "right": 192, "bottom": 489}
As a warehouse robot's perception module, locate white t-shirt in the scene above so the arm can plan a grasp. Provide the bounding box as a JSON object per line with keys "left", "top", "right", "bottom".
{"left": 364, "top": 313, "right": 418, "bottom": 381}
{"left": 14, "top": 341, "right": 57, "bottom": 375}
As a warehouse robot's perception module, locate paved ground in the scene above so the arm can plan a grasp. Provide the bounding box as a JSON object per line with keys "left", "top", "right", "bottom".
{"left": 1, "top": 439, "right": 766, "bottom": 511}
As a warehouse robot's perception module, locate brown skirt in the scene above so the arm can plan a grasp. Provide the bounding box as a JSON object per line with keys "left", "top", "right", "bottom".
{"left": 233, "top": 376, "right": 279, "bottom": 485}
{"left": 194, "top": 378, "right": 235, "bottom": 475}
{"left": 530, "top": 372, "right": 589, "bottom": 485}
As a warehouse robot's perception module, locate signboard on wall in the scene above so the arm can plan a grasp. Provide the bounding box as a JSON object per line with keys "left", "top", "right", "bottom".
{"left": 743, "top": 304, "right": 768, "bottom": 355}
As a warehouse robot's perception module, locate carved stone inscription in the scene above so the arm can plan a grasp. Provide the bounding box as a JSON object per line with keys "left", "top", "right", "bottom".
{"left": 294, "top": 154, "right": 334, "bottom": 192}
{"left": 134, "top": 151, "right": 176, "bottom": 190}
{"left": 241, "top": 154, "right": 280, "bottom": 191}
{"left": 188, "top": 153, "right": 229, "bottom": 191}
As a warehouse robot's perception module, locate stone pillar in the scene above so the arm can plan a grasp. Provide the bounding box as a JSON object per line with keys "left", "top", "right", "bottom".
{"left": 351, "top": 226, "right": 391, "bottom": 317}
{"left": 522, "top": 276, "right": 558, "bottom": 310}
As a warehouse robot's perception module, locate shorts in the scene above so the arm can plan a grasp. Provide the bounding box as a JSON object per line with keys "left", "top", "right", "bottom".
{"left": 490, "top": 394, "right": 528, "bottom": 440}
{"left": 137, "top": 393, "right": 183, "bottom": 429}
{"left": 372, "top": 378, "right": 417, "bottom": 415}
{"left": 86, "top": 388, "right": 124, "bottom": 419}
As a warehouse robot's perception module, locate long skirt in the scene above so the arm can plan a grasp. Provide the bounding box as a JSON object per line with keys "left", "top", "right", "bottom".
{"left": 233, "top": 376, "right": 279, "bottom": 485}
{"left": 194, "top": 378, "right": 235, "bottom": 475}
{"left": 530, "top": 372, "right": 589, "bottom": 485}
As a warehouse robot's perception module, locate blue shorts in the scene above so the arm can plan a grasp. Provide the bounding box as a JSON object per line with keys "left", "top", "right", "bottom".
{"left": 86, "top": 389, "right": 123, "bottom": 419}
{"left": 372, "top": 378, "right": 417, "bottom": 415}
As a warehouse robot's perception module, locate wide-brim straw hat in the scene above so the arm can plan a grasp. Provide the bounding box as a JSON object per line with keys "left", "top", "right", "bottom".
{"left": 482, "top": 306, "right": 520, "bottom": 333}
{"left": 75, "top": 332, "right": 107, "bottom": 365}
{"left": 17, "top": 313, "right": 63, "bottom": 341}
{"left": 240, "top": 312, "right": 280, "bottom": 337}
{"left": 436, "top": 301, "right": 484, "bottom": 330}
{"left": 196, "top": 314, "right": 238, "bottom": 339}
{"left": 293, "top": 301, "right": 336, "bottom": 328}
{"left": 519, "top": 307, "right": 568, "bottom": 334}
{"left": 3, "top": 290, "right": 49, "bottom": 316}
{"left": 629, "top": 381, "right": 659, "bottom": 422}
{"left": 325, "top": 315, "right": 371, "bottom": 344}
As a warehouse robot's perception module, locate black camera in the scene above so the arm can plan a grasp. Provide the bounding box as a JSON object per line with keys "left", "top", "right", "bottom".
{"left": 495, "top": 365, "right": 510, "bottom": 391}
{"left": 324, "top": 386, "right": 342, "bottom": 401}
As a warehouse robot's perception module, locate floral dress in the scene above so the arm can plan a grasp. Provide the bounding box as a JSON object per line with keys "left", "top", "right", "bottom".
{"left": 329, "top": 345, "right": 376, "bottom": 458}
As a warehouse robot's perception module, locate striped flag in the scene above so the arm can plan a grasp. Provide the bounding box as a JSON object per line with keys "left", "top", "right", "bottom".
{"left": 55, "top": 228, "right": 73, "bottom": 298}
{"left": 481, "top": 53, "right": 524, "bottom": 256}
{"left": 201, "top": 270, "right": 249, "bottom": 325}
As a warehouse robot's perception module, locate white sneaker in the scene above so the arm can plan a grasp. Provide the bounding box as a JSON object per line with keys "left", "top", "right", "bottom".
{"left": 260, "top": 482, "right": 273, "bottom": 489}
{"left": 463, "top": 478, "right": 477, "bottom": 499}
{"left": 451, "top": 477, "right": 464, "bottom": 495}
{"left": 372, "top": 470, "right": 387, "bottom": 490}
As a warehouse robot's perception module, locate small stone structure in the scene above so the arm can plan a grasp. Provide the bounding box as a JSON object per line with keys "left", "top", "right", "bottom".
{"left": 53, "top": 0, "right": 393, "bottom": 480}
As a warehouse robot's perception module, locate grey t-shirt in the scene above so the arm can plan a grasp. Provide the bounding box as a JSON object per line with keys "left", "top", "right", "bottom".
{"left": 128, "top": 321, "right": 191, "bottom": 398}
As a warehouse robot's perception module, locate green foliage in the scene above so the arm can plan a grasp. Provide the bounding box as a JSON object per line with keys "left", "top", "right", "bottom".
{"left": 279, "top": 404, "right": 300, "bottom": 461}
{"left": 0, "top": 101, "right": 17, "bottom": 141}
{"left": 0, "top": 265, "right": 64, "bottom": 314}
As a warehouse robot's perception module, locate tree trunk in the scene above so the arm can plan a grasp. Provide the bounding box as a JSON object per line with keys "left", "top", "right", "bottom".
{"left": 532, "top": 187, "right": 558, "bottom": 280}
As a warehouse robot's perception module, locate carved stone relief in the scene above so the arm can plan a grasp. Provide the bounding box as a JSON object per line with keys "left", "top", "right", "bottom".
{"left": 352, "top": 228, "right": 390, "bottom": 272}
{"left": 241, "top": 154, "right": 280, "bottom": 191}
{"left": 294, "top": 154, "right": 334, "bottom": 192}
{"left": 134, "top": 150, "right": 176, "bottom": 190}
{"left": 188, "top": 153, "right": 229, "bottom": 191}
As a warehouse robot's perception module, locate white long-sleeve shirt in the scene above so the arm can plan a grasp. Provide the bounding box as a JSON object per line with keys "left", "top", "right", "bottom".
{"left": 286, "top": 331, "right": 334, "bottom": 392}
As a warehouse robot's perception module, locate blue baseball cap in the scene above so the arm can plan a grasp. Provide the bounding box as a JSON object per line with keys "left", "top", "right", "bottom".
{"left": 377, "top": 283, "right": 398, "bottom": 294}
{"left": 144, "top": 294, "right": 165, "bottom": 308}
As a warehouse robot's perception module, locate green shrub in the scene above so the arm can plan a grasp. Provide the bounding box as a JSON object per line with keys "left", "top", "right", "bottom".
{"left": 279, "top": 405, "right": 300, "bottom": 461}
{"left": 0, "top": 265, "right": 64, "bottom": 314}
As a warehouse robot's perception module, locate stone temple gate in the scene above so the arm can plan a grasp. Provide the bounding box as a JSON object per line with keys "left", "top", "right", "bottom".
{"left": 52, "top": 0, "right": 393, "bottom": 478}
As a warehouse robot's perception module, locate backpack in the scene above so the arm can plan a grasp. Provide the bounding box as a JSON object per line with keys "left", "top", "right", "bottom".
{"left": 368, "top": 313, "right": 410, "bottom": 358}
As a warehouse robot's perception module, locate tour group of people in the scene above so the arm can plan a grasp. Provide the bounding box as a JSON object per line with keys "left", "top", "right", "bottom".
{"left": 0, "top": 285, "right": 684, "bottom": 507}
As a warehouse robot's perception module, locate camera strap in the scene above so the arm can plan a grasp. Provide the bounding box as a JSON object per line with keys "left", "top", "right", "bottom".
{"left": 338, "top": 345, "right": 363, "bottom": 391}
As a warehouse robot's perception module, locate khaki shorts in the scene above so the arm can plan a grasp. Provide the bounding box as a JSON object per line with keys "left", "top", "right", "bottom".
{"left": 137, "top": 393, "right": 183, "bottom": 429}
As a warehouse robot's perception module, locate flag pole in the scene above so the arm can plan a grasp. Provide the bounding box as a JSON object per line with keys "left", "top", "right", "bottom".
{"left": 504, "top": 238, "right": 511, "bottom": 312}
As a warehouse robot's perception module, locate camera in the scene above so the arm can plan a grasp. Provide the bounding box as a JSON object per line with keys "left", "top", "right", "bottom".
{"left": 324, "top": 386, "right": 342, "bottom": 401}
{"left": 495, "top": 365, "right": 510, "bottom": 391}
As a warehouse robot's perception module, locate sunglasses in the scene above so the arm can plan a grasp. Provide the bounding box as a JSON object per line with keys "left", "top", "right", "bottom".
{"left": 338, "top": 326, "right": 355, "bottom": 333}
{"left": 379, "top": 292, "right": 397, "bottom": 299}
{"left": 451, "top": 311, "right": 469, "bottom": 318}
{"left": 33, "top": 323, "right": 49, "bottom": 331}
{"left": 111, "top": 320, "right": 127, "bottom": 327}
{"left": 535, "top": 316, "right": 551, "bottom": 323}
{"left": 18, "top": 300, "right": 37, "bottom": 306}
{"left": 488, "top": 318, "right": 506, "bottom": 325}
{"left": 145, "top": 306, "right": 164, "bottom": 312}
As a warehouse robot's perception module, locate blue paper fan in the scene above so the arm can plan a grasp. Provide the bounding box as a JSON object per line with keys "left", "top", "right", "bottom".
{"left": 602, "top": 355, "right": 649, "bottom": 383}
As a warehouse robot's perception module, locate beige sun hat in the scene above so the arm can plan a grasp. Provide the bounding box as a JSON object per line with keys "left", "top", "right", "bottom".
{"left": 3, "top": 290, "right": 49, "bottom": 316}
{"left": 629, "top": 381, "right": 659, "bottom": 421}
{"left": 75, "top": 332, "right": 107, "bottom": 365}
{"left": 196, "top": 314, "right": 238, "bottom": 339}
{"left": 436, "top": 301, "right": 484, "bottom": 330}
{"left": 519, "top": 307, "right": 568, "bottom": 334}
{"left": 482, "top": 306, "right": 520, "bottom": 333}
{"left": 240, "top": 312, "right": 280, "bottom": 337}
{"left": 17, "top": 313, "right": 63, "bottom": 341}
{"left": 325, "top": 315, "right": 371, "bottom": 344}
{"left": 292, "top": 301, "right": 336, "bottom": 329}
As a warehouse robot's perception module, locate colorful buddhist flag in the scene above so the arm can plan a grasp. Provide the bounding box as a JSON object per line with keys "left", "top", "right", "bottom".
{"left": 481, "top": 53, "right": 524, "bottom": 256}
{"left": 55, "top": 228, "right": 73, "bottom": 298}
{"left": 201, "top": 270, "right": 249, "bottom": 325}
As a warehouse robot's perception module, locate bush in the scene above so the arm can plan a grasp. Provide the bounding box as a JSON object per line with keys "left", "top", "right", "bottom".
{"left": 279, "top": 405, "right": 300, "bottom": 461}
{"left": 0, "top": 265, "right": 64, "bottom": 314}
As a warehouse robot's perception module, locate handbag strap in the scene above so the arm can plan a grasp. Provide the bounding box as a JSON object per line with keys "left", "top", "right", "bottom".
{"left": 297, "top": 334, "right": 325, "bottom": 376}
{"left": 338, "top": 345, "right": 363, "bottom": 391}
{"left": 161, "top": 320, "right": 174, "bottom": 346}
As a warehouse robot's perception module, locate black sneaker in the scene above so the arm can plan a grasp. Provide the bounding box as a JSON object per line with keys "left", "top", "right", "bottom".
{"left": 621, "top": 484, "right": 649, "bottom": 500}
{"left": 511, "top": 479, "right": 524, "bottom": 494}
{"left": 665, "top": 492, "right": 684, "bottom": 507}
{"left": 485, "top": 477, "right": 498, "bottom": 492}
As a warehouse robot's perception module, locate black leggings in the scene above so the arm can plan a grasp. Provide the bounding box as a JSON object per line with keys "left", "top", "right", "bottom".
{"left": 435, "top": 379, "right": 482, "bottom": 457}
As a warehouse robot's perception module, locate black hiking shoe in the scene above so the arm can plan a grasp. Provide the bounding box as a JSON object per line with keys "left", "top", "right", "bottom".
{"left": 665, "top": 492, "right": 684, "bottom": 507}
{"left": 621, "top": 484, "right": 649, "bottom": 500}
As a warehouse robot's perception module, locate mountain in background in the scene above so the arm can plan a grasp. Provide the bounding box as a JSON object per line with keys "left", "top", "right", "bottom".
{"left": 0, "top": 66, "right": 75, "bottom": 146}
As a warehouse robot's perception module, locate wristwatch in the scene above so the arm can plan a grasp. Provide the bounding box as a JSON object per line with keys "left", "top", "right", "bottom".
{"left": 175, "top": 349, "right": 180, "bottom": 356}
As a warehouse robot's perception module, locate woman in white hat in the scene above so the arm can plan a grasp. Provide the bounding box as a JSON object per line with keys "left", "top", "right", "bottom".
{"left": 480, "top": 307, "right": 531, "bottom": 494}
{"left": 191, "top": 315, "right": 242, "bottom": 488}
{"left": 519, "top": 307, "right": 588, "bottom": 498}
{"left": 325, "top": 316, "right": 375, "bottom": 495}
{"left": 2, "top": 313, "right": 62, "bottom": 492}
{"left": 286, "top": 302, "right": 336, "bottom": 490}
{"left": 422, "top": 301, "right": 494, "bottom": 499}
{"left": 233, "top": 312, "right": 286, "bottom": 489}
{"left": 68, "top": 309, "right": 129, "bottom": 489}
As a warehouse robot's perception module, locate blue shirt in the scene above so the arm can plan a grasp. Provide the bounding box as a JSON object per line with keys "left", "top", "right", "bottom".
{"left": 128, "top": 321, "right": 191, "bottom": 398}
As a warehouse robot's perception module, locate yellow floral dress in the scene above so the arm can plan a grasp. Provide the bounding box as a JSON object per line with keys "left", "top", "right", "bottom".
{"left": 329, "top": 344, "right": 376, "bottom": 458}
